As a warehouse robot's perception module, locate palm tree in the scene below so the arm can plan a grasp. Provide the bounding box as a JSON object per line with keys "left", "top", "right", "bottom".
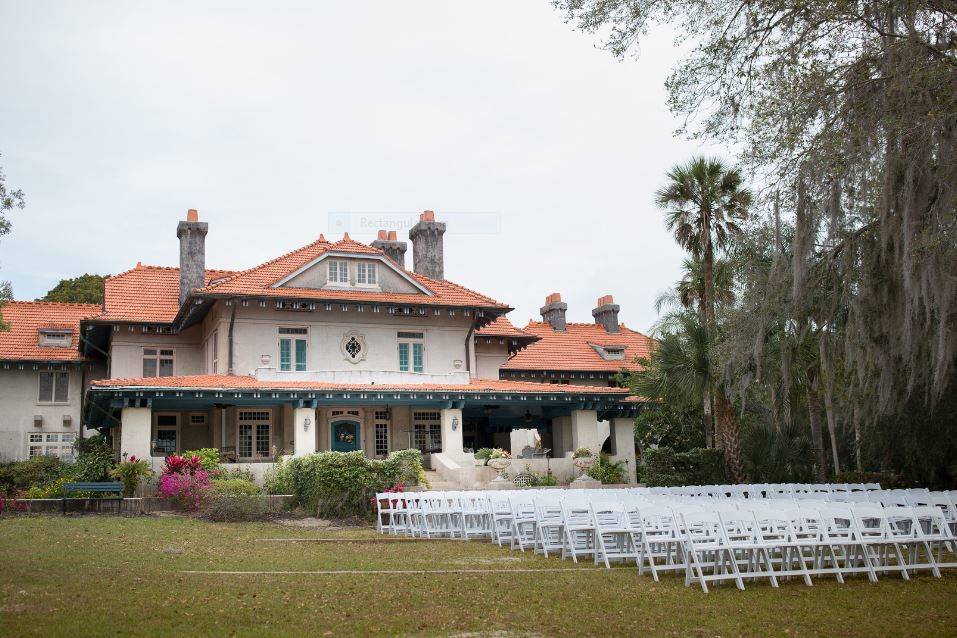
{"left": 653, "top": 256, "right": 734, "bottom": 449}
{"left": 656, "top": 157, "right": 752, "bottom": 481}
{"left": 631, "top": 309, "right": 712, "bottom": 421}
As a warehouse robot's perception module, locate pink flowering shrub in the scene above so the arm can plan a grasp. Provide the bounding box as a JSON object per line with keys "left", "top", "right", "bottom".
{"left": 158, "top": 469, "right": 210, "bottom": 511}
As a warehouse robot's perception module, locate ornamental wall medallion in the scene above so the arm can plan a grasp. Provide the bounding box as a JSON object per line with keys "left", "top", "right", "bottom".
{"left": 340, "top": 332, "right": 367, "bottom": 364}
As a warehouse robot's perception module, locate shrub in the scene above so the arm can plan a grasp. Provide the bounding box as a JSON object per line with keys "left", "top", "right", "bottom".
{"left": 475, "top": 448, "right": 493, "bottom": 465}
{"left": 158, "top": 470, "right": 210, "bottom": 511}
{"left": 572, "top": 447, "right": 593, "bottom": 459}
{"left": 288, "top": 449, "right": 424, "bottom": 518}
{"left": 675, "top": 448, "right": 726, "bottom": 485}
{"left": 111, "top": 456, "right": 153, "bottom": 497}
{"left": 23, "top": 476, "right": 74, "bottom": 499}
{"left": 0, "top": 456, "right": 65, "bottom": 495}
{"left": 163, "top": 454, "right": 203, "bottom": 475}
{"left": 264, "top": 456, "right": 294, "bottom": 495}
{"left": 639, "top": 446, "right": 727, "bottom": 486}
{"left": 587, "top": 453, "right": 626, "bottom": 484}
{"left": 209, "top": 466, "right": 255, "bottom": 482}
{"left": 199, "top": 494, "right": 275, "bottom": 522}
{"left": 181, "top": 448, "right": 222, "bottom": 472}
{"left": 211, "top": 478, "right": 260, "bottom": 496}
{"left": 73, "top": 435, "right": 116, "bottom": 482}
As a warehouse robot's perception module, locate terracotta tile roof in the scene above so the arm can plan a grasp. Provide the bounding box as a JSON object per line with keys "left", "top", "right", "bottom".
{"left": 0, "top": 301, "right": 100, "bottom": 361}
{"left": 95, "top": 264, "right": 237, "bottom": 324}
{"left": 501, "top": 321, "right": 654, "bottom": 373}
{"left": 474, "top": 315, "right": 538, "bottom": 340}
{"left": 89, "top": 374, "right": 630, "bottom": 396}
{"left": 196, "top": 235, "right": 509, "bottom": 310}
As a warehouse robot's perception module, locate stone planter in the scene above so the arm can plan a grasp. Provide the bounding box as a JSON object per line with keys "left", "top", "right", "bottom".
{"left": 487, "top": 457, "right": 511, "bottom": 479}
{"left": 572, "top": 456, "right": 595, "bottom": 481}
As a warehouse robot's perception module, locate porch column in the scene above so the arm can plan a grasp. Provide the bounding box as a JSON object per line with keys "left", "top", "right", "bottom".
{"left": 570, "top": 409, "right": 603, "bottom": 454}
{"left": 119, "top": 407, "right": 152, "bottom": 460}
{"left": 440, "top": 408, "right": 466, "bottom": 460}
{"left": 293, "top": 407, "right": 316, "bottom": 457}
{"left": 611, "top": 417, "right": 637, "bottom": 484}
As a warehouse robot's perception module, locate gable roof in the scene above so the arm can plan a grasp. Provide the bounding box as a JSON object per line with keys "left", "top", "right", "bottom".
{"left": 194, "top": 234, "right": 509, "bottom": 311}
{"left": 0, "top": 301, "right": 100, "bottom": 362}
{"left": 94, "top": 264, "right": 237, "bottom": 324}
{"left": 501, "top": 321, "right": 654, "bottom": 373}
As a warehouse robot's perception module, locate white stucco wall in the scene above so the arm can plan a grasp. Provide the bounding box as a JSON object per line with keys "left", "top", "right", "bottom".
{"left": 109, "top": 324, "right": 205, "bottom": 379}
{"left": 224, "top": 304, "right": 473, "bottom": 378}
{"left": 474, "top": 340, "right": 508, "bottom": 380}
{"left": 0, "top": 364, "right": 105, "bottom": 462}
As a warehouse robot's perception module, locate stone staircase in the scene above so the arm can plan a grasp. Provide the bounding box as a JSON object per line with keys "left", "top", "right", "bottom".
{"left": 422, "top": 470, "right": 458, "bottom": 490}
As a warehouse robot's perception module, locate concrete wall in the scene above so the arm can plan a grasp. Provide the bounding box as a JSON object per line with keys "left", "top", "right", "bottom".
{"left": 0, "top": 363, "right": 106, "bottom": 462}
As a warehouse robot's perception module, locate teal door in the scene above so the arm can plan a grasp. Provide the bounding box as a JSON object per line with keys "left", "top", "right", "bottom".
{"left": 331, "top": 420, "right": 361, "bottom": 452}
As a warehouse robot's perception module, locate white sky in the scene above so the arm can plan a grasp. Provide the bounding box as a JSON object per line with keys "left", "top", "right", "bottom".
{"left": 0, "top": 1, "right": 725, "bottom": 332}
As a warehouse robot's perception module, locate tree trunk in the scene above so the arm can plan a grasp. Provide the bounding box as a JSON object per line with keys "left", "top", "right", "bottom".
{"left": 714, "top": 390, "right": 744, "bottom": 482}
{"left": 702, "top": 386, "right": 713, "bottom": 448}
{"left": 822, "top": 384, "right": 841, "bottom": 475}
{"left": 806, "top": 384, "right": 828, "bottom": 481}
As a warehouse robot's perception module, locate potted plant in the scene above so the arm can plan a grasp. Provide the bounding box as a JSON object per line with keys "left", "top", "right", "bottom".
{"left": 572, "top": 447, "right": 595, "bottom": 476}
{"left": 486, "top": 448, "right": 511, "bottom": 479}
{"left": 110, "top": 455, "right": 154, "bottom": 497}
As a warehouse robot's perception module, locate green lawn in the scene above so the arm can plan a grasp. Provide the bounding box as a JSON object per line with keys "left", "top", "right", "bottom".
{"left": 0, "top": 515, "right": 955, "bottom": 637}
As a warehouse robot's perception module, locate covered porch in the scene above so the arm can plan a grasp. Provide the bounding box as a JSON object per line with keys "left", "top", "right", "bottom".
{"left": 84, "top": 377, "right": 640, "bottom": 486}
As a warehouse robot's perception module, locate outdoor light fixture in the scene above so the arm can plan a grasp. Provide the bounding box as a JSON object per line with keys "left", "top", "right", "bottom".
{"left": 524, "top": 410, "right": 534, "bottom": 423}
{"left": 303, "top": 417, "right": 311, "bottom": 432}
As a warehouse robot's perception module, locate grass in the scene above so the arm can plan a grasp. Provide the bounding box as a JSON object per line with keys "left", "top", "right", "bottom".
{"left": 0, "top": 515, "right": 955, "bottom": 637}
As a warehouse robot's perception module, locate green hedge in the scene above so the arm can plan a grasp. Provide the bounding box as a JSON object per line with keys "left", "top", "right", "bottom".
{"left": 287, "top": 449, "right": 424, "bottom": 518}
{"left": 640, "top": 446, "right": 726, "bottom": 486}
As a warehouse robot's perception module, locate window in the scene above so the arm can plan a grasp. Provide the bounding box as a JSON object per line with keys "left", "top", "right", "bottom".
{"left": 238, "top": 410, "right": 272, "bottom": 459}
{"left": 143, "top": 349, "right": 174, "bottom": 377}
{"left": 374, "top": 410, "right": 390, "bottom": 456}
{"left": 154, "top": 414, "right": 178, "bottom": 455}
{"left": 28, "top": 432, "right": 75, "bottom": 461}
{"left": 412, "top": 411, "right": 441, "bottom": 453}
{"left": 279, "top": 327, "right": 308, "bottom": 371}
{"left": 357, "top": 262, "right": 377, "bottom": 285}
{"left": 397, "top": 332, "right": 424, "bottom": 373}
{"left": 38, "top": 329, "right": 72, "bottom": 348}
{"left": 209, "top": 330, "right": 219, "bottom": 373}
{"left": 327, "top": 260, "right": 349, "bottom": 284}
{"left": 190, "top": 413, "right": 207, "bottom": 426}
{"left": 37, "top": 371, "right": 70, "bottom": 404}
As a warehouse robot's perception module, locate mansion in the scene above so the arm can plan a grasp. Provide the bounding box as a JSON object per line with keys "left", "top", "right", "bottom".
{"left": 0, "top": 211, "right": 652, "bottom": 486}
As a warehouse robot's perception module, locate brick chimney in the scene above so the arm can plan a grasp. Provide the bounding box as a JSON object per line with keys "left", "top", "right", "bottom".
{"left": 540, "top": 292, "right": 567, "bottom": 332}
{"left": 371, "top": 229, "right": 408, "bottom": 268}
{"left": 176, "top": 209, "right": 208, "bottom": 306}
{"left": 592, "top": 294, "right": 620, "bottom": 333}
{"left": 408, "top": 210, "right": 446, "bottom": 280}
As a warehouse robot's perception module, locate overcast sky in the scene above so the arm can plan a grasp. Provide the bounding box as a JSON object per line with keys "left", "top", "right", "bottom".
{"left": 0, "top": 1, "right": 725, "bottom": 332}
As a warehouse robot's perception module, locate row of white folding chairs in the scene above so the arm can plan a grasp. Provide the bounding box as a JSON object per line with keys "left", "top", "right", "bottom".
{"left": 491, "top": 494, "right": 957, "bottom": 591}
{"left": 649, "top": 483, "right": 882, "bottom": 499}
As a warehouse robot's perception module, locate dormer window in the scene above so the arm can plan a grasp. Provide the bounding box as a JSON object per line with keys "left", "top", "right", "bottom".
{"left": 328, "top": 260, "right": 349, "bottom": 284}
{"left": 591, "top": 343, "right": 626, "bottom": 361}
{"left": 356, "top": 262, "right": 377, "bottom": 286}
{"left": 38, "top": 329, "right": 72, "bottom": 348}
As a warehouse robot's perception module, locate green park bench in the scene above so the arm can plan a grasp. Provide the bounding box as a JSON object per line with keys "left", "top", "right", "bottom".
{"left": 62, "top": 481, "right": 124, "bottom": 515}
